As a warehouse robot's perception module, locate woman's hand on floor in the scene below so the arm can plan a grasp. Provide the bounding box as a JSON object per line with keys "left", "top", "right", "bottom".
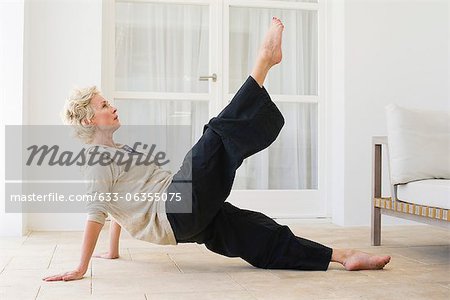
{"left": 93, "top": 252, "right": 119, "bottom": 259}
{"left": 42, "top": 269, "right": 85, "bottom": 281}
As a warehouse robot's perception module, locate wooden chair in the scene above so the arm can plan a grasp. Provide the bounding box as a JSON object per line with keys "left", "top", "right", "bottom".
{"left": 371, "top": 136, "right": 450, "bottom": 246}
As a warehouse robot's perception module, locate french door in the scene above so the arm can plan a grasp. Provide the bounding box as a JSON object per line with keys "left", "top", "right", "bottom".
{"left": 102, "top": 0, "right": 327, "bottom": 218}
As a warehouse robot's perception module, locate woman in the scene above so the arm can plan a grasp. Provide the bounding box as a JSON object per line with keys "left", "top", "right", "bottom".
{"left": 44, "top": 18, "right": 390, "bottom": 282}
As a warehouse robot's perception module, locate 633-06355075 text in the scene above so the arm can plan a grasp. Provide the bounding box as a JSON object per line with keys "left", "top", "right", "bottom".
{"left": 9, "top": 192, "right": 182, "bottom": 203}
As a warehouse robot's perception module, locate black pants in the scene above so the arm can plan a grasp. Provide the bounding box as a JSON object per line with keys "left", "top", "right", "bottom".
{"left": 166, "top": 76, "right": 332, "bottom": 271}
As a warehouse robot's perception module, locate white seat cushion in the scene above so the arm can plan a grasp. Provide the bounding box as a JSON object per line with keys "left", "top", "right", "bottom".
{"left": 397, "top": 179, "right": 450, "bottom": 209}
{"left": 385, "top": 104, "right": 450, "bottom": 185}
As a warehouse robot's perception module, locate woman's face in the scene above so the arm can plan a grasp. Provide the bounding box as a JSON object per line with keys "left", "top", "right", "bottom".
{"left": 89, "top": 94, "right": 120, "bottom": 129}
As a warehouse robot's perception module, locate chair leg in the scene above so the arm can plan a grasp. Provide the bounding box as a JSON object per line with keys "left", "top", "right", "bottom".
{"left": 371, "top": 206, "right": 381, "bottom": 246}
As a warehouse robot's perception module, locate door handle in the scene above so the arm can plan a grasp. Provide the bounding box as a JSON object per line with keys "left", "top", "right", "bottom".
{"left": 199, "top": 73, "right": 217, "bottom": 82}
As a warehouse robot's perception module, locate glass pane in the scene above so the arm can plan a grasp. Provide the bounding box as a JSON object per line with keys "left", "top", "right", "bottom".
{"left": 229, "top": 7, "right": 318, "bottom": 95}
{"left": 114, "top": 99, "right": 209, "bottom": 145}
{"left": 233, "top": 103, "right": 318, "bottom": 190}
{"left": 115, "top": 3, "right": 209, "bottom": 93}
{"left": 113, "top": 99, "right": 208, "bottom": 174}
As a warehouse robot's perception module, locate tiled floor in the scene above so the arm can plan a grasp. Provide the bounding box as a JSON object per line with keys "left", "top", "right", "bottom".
{"left": 0, "top": 221, "right": 449, "bottom": 300}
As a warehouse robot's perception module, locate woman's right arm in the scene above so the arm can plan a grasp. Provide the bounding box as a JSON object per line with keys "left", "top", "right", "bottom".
{"left": 43, "top": 220, "right": 103, "bottom": 281}
{"left": 43, "top": 149, "right": 117, "bottom": 281}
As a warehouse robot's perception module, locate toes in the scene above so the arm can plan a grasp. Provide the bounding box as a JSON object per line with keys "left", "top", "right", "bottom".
{"left": 379, "top": 256, "right": 390, "bottom": 267}
{"left": 270, "top": 17, "right": 284, "bottom": 35}
{"left": 272, "top": 16, "right": 283, "bottom": 25}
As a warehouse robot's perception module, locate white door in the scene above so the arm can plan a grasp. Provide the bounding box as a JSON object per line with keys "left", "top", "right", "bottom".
{"left": 104, "top": 0, "right": 326, "bottom": 219}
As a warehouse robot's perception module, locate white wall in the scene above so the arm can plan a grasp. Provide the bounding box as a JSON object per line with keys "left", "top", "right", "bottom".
{"left": 328, "top": 0, "right": 449, "bottom": 226}
{"left": 23, "top": 0, "right": 103, "bottom": 231}
{"left": 0, "top": 0, "right": 27, "bottom": 236}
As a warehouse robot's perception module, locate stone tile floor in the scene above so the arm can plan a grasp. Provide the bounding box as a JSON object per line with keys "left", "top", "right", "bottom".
{"left": 0, "top": 221, "right": 448, "bottom": 299}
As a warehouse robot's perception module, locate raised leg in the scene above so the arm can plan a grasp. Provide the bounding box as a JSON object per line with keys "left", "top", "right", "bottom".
{"left": 166, "top": 18, "right": 286, "bottom": 243}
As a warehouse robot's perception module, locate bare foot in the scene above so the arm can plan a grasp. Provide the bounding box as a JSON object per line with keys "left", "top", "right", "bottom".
{"left": 251, "top": 17, "right": 285, "bottom": 87}
{"left": 259, "top": 16, "right": 284, "bottom": 68}
{"left": 343, "top": 250, "right": 391, "bottom": 271}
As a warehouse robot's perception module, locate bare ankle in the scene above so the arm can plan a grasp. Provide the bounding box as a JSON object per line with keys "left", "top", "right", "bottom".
{"left": 250, "top": 63, "right": 271, "bottom": 87}
{"left": 258, "top": 49, "right": 275, "bottom": 68}
{"left": 331, "top": 248, "right": 353, "bottom": 264}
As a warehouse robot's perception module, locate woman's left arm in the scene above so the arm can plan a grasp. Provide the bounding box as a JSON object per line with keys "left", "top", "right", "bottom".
{"left": 93, "top": 219, "right": 121, "bottom": 259}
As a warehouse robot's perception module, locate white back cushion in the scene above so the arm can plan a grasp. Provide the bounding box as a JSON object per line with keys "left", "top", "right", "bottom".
{"left": 385, "top": 104, "right": 450, "bottom": 185}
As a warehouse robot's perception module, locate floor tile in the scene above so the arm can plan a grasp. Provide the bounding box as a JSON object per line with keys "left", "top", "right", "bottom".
{"left": 146, "top": 291, "right": 256, "bottom": 300}
{"left": 37, "top": 279, "right": 91, "bottom": 299}
{"left": 91, "top": 292, "right": 147, "bottom": 300}
{"left": 168, "top": 252, "right": 252, "bottom": 273}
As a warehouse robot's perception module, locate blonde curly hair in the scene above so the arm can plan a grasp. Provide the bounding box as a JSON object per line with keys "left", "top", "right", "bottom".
{"left": 62, "top": 86, "right": 100, "bottom": 144}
